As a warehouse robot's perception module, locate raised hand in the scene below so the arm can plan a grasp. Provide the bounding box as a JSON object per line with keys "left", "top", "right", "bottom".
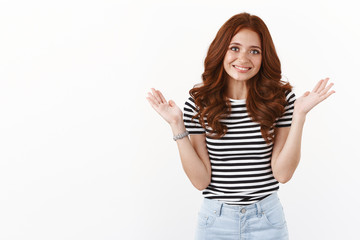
{"left": 146, "top": 88, "right": 183, "bottom": 125}
{"left": 294, "top": 77, "right": 335, "bottom": 115}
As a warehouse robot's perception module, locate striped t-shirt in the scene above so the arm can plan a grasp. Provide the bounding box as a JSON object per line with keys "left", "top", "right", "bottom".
{"left": 183, "top": 91, "right": 296, "bottom": 205}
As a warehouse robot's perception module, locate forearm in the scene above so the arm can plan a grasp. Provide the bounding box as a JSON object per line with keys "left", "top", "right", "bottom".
{"left": 272, "top": 113, "right": 306, "bottom": 183}
{"left": 170, "top": 122, "right": 210, "bottom": 190}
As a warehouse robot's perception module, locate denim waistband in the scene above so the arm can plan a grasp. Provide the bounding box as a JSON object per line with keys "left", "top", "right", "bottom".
{"left": 201, "top": 192, "right": 280, "bottom": 217}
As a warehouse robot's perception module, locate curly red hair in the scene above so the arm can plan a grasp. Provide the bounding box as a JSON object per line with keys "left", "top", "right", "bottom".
{"left": 190, "top": 12, "right": 292, "bottom": 144}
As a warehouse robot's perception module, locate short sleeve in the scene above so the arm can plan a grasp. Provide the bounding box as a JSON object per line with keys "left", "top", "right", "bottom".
{"left": 183, "top": 96, "right": 206, "bottom": 134}
{"left": 275, "top": 90, "right": 296, "bottom": 128}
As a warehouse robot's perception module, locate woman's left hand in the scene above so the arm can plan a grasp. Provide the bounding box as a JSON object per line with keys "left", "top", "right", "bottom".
{"left": 294, "top": 77, "right": 335, "bottom": 116}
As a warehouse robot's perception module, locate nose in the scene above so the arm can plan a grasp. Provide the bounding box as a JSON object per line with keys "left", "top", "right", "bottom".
{"left": 237, "top": 51, "right": 250, "bottom": 63}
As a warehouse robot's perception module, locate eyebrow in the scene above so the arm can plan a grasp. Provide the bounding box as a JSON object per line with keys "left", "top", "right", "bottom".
{"left": 230, "top": 42, "right": 262, "bottom": 50}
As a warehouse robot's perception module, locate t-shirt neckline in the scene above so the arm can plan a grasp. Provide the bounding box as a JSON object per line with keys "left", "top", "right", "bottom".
{"left": 227, "top": 97, "right": 246, "bottom": 103}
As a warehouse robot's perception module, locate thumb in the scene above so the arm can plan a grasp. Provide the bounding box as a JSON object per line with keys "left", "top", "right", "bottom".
{"left": 168, "top": 100, "right": 176, "bottom": 107}
{"left": 303, "top": 91, "right": 310, "bottom": 97}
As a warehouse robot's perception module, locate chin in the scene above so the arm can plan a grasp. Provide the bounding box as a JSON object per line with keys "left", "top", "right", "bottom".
{"left": 231, "top": 75, "right": 253, "bottom": 82}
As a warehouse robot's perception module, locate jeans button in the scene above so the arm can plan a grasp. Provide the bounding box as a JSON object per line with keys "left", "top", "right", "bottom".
{"left": 241, "top": 208, "right": 246, "bottom": 214}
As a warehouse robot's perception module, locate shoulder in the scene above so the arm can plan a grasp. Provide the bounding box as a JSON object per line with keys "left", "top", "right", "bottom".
{"left": 284, "top": 90, "right": 296, "bottom": 102}
{"left": 185, "top": 82, "right": 205, "bottom": 111}
{"left": 184, "top": 94, "right": 198, "bottom": 112}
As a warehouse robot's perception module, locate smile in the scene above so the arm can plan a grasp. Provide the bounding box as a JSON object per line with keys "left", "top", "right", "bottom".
{"left": 233, "top": 65, "right": 251, "bottom": 70}
{"left": 233, "top": 65, "right": 252, "bottom": 72}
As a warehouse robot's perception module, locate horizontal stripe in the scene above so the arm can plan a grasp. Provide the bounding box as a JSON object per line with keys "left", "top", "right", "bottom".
{"left": 183, "top": 91, "right": 295, "bottom": 205}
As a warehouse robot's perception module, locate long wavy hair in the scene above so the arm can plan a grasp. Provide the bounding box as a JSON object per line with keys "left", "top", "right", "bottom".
{"left": 189, "top": 12, "right": 292, "bottom": 144}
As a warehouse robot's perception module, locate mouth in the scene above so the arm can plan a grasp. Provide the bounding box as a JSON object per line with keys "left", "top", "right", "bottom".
{"left": 233, "top": 65, "right": 252, "bottom": 71}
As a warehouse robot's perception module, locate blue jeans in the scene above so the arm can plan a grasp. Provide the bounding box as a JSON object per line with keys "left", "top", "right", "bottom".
{"left": 195, "top": 192, "right": 289, "bottom": 240}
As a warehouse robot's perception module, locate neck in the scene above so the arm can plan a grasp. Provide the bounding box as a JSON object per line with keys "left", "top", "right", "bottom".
{"left": 225, "top": 78, "right": 248, "bottom": 100}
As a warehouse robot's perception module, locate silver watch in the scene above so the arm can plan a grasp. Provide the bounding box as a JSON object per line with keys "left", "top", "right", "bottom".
{"left": 173, "top": 131, "right": 189, "bottom": 141}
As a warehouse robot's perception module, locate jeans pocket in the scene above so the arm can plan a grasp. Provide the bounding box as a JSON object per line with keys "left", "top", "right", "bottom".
{"left": 261, "top": 203, "right": 287, "bottom": 229}
{"left": 197, "top": 210, "right": 216, "bottom": 229}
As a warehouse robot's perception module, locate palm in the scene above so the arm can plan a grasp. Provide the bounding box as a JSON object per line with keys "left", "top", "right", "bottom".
{"left": 294, "top": 78, "right": 335, "bottom": 115}
{"left": 146, "top": 88, "right": 183, "bottom": 125}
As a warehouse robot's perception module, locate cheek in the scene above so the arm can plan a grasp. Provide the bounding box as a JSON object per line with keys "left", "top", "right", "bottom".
{"left": 253, "top": 57, "right": 262, "bottom": 68}
{"left": 223, "top": 57, "right": 232, "bottom": 70}
{"left": 224, "top": 52, "right": 236, "bottom": 63}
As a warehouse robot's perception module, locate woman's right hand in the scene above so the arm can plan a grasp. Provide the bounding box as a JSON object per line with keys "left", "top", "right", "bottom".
{"left": 146, "top": 88, "right": 183, "bottom": 126}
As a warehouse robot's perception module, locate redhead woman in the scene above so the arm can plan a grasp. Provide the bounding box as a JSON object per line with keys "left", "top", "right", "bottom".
{"left": 146, "top": 12, "right": 334, "bottom": 240}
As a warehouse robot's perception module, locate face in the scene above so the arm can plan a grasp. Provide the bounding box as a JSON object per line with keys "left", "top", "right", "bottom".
{"left": 223, "top": 28, "right": 262, "bottom": 83}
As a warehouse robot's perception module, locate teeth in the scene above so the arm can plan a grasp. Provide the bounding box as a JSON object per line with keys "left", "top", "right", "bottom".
{"left": 234, "top": 65, "right": 250, "bottom": 70}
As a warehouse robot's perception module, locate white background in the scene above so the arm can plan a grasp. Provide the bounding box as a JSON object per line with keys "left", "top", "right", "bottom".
{"left": 0, "top": 0, "right": 359, "bottom": 239}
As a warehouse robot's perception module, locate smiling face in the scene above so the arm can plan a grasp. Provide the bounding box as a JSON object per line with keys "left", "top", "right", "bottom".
{"left": 223, "top": 28, "right": 262, "bottom": 83}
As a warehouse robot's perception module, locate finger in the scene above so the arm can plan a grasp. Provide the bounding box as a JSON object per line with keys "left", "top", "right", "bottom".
{"left": 148, "top": 90, "right": 159, "bottom": 105}
{"left": 317, "top": 78, "right": 330, "bottom": 93}
{"left": 322, "top": 90, "right": 336, "bottom": 100}
{"left": 157, "top": 90, "right": 167, "bottom": 103}
{"left": 312, "top": 79, "right": 324, "bottom": 92}
{"left": 320, "top": 82, "right": 334, "bottom": 96}
{"left": 146, "top": 93, "right": 159, "bottom": 108}
{"left": 151, "top": 88, "right": 162, "bottom": 103}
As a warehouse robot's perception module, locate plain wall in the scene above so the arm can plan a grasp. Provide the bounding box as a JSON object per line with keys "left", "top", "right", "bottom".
{"left": 0, "top": 0, "right": 359, "bottom": 239}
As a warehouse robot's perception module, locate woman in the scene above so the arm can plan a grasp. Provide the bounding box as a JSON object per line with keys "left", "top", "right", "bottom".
{"left": 146, "top": 12, "right": 334, "bottom": 240}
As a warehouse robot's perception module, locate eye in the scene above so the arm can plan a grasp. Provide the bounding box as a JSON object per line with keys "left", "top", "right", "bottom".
{"left": 250, "top": 49, "right": 261, "bottom": 54}
{"left": 230, "top": 46, "right": 239, "bottom": 51}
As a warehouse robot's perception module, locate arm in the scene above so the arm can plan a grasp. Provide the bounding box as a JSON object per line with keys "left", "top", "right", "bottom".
{"left": 170, "top": 122, "right": 211, "bottom": 190}
{"left": 271, "top": 78, "right": 335, "bottom": 183}
{"left": 146, "top": 88, "right": 211, "bottom": 190}
{"left": 271, "top": 115, "right": 305, "bottom": 183}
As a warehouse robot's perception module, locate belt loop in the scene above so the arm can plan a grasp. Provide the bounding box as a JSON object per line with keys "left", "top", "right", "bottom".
{"left": 214, "top": 201, "right": 223, "bottom": 217}
{"left": 219, "top": 202, "right": 223, "bottom": 216}
{"left": 255, "top": 202, "right": 263, "bottom": 218}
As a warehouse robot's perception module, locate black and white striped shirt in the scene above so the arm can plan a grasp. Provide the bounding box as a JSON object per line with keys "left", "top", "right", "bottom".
{"left": 183, "top": 91, "right": 296, "bottom": 205}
